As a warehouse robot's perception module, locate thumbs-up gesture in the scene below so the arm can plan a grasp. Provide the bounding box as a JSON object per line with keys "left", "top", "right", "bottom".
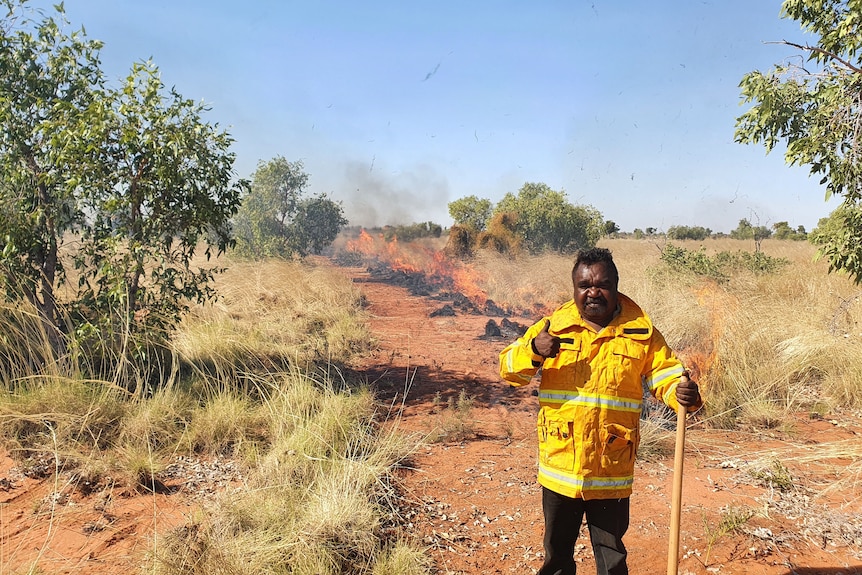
{"left": 531, "top": 319, "right": 561, "bottom": 358}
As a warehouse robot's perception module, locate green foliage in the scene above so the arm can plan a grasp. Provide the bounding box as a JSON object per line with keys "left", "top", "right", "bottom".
{"left": 493, "top": 182, "right": 604, "bottom": 253}
{"left": 0, "top": 2, "right": 246, "bottom": 370}
{"left": 294, "top": 195, "right": 350, "bottom": 254}
{"left": 729, "top": 218, "right": 772, "bottom": 242}
{"left": 633, "top": 228, "right": 645, "bottom": 239}
{"left": 381, "top": 221, "right": 442, "bottom": 242}
{"left": 715, "top": 250, "right": 791, "bottom": 274}
{"left": 0, "top": 1, "right": 101, "bottom": 336}
{"left": 233, "top": 157, "right": 347, "bottom": 259}
{"left": 772, "top": 221, "right": 808, "bottom": 240}
{"left": 735, "top": 1, "right": 862, "bottom": 282}
{"left": 729, "top": 218, "right": 772, "bottom": 251}
{"left": 810, "top": 203, "right": 862, "bottom": 277}
{"left": 667, "top": 225, "right": 712, "bottom": 240}
{"left": 660, "top": 244, "right": 728, "bottom": 281}
{"left": 603, "top": 220, "right": 620, "bottom": 236}
{"left": 749, "top": 459, "right": 795, "bottom": 492}
{"left": 660, "top": 244, "right": 790, "bottom": 281}
{"left": 447, "top": 195, "right": 492, "bottom": 231}
{"left": 75, "top": 62, "right": 245, "bottom": 339}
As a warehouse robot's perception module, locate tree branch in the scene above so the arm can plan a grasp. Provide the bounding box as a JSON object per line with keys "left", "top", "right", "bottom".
{"left": 773, "top": 40, "right": 862, "bottom": 75}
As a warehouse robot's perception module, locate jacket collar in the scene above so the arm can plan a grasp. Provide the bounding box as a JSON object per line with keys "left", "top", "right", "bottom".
{"left": 553, "top": 293, "right": 653, "bottom": 339}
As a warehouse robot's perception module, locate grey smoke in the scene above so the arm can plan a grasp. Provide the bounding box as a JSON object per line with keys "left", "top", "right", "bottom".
{"left": 334, "top": 161, "right": 451, "bottom": 228}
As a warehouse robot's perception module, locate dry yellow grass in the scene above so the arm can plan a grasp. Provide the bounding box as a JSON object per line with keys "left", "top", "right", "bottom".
{"left": 1, "top": 254, "right": 429, "bottom": 575}
{"left": 468, "top": 238, "right": 862, "bottom": 427}
{"left": 149, "top": 371, "right": 426, "bottom": 575}
{"left": 173, "top": 257, "right": 374, "bottom": 379}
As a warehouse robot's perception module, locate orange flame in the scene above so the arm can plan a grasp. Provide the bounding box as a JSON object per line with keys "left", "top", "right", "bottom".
{"left": 343, "top": 228, "right": 493, "bottom": 307}
{"left": 345, "top": 229, "right": 376, "bottom": 255}
{"left": 679, "top": 281, "right": 736, "bottom": 389}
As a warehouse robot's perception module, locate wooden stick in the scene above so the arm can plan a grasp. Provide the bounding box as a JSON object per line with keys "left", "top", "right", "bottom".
{"left": 667, "top": 404, "right": 686, "bottom": 575}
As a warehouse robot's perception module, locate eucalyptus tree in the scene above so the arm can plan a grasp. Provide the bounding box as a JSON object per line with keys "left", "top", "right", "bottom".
{"left": 448, "top": 195, "right": 493, "bottom": 232}
{"left": 736, "top": 0, "right": 862, "bottom": 282}
{"left": 494, "top": 182, "right": 604, "bottom": 253}
{"left": 0, "top": 1, "right": 246, "bottom": 356}
{"left": 233, "top": 157, "right": 347, "bottom": 258}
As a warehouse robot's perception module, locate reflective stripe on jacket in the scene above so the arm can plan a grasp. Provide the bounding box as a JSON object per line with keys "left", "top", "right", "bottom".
{"left": 499, "top": 293, "right": 685, "bottom": 500}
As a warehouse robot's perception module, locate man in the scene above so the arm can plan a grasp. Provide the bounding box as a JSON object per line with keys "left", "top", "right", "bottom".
{"left": 499, "top": 247, "right": 702, "bottom": 575}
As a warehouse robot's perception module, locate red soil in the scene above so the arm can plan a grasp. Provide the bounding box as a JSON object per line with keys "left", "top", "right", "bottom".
{"left": 2, "top": 261, "right": 861, "bottom": 574}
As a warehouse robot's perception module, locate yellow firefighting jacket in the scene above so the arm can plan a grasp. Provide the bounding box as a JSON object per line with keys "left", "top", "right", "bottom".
{"left": 499, "top": 293, "right": 687, "bottom": 500}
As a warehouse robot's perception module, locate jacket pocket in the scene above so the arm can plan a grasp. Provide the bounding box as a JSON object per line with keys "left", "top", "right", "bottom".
{"left": 600, "top": 423, "right": 637, "bottom": 473}
{"left": 610, "top": 339, "right": 646, "bottom": 391}
{"left": 537, "top": 412, "right": 575, "bottom": 472}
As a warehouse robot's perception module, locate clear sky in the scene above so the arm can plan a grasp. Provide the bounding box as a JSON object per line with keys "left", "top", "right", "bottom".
{"left": 29, "top": 0, "right": 842, "bottom": 233}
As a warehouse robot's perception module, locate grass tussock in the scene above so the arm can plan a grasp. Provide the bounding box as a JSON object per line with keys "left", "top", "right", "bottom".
{"left": 636, "top": 415, "right": 676, "bottom": 461}
{"left": 173, "top": 257, "right": 374, "bottom": 380}
{"left": 148, "top": 371, "right": 425, "bottom": 575}
{"left": 428, "top": 389, "right": 477, "bottom": 443}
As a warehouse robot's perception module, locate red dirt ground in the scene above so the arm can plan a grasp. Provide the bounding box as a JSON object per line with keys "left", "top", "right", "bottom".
{"left": 2, "top": 261, "right": 862, "bottom": 574}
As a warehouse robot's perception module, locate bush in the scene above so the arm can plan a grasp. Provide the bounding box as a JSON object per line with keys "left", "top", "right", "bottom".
{"left": 660, "top": 245, "right": 727, "bottom": 281}
{"left": 382, "top": 222, "right": 442, "bottom": 242}
{"left": 444, "top": 225, "right": 476, "bottom": 259}
{"left": 477, "top": 211, "right": 523, "bottom": 255}
{"left": 493, "top": 182, "right": 604, "bottom": 253}
{"left": 233, "top": 157, "right": 347, "bottom": 259}
{"left": 667, "top": 225, "right": 712, "bottom": 241}
{"left": 659, "top": 244, "right": 789, "bottom": 281}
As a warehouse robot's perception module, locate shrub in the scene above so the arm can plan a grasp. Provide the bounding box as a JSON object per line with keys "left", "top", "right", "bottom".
{"left": 659, "top": 244, "right": 789, "bottom": 281}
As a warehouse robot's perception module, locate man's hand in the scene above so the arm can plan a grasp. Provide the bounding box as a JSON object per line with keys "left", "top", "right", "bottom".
{"left": 675, "top": 371, "right": 701, "bottom": 408}
{"left": 531, "top": 319, "right": 561, "bottom": 358}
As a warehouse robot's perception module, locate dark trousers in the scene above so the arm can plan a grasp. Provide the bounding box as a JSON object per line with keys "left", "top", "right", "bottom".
{"left": 538, "top": 487, "right": 630, "bottom": 575}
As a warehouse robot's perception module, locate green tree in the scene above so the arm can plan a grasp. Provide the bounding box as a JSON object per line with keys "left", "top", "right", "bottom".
{"left": 603, "top": 220, "right": 620, "bottom": 237}
{"left": 233, "top": 157, "right": 347, "bottom": 258}
{"left": 667, "top": 225, "right": 712, "bottom": 241}
{"left": 810, "top": 203, "right": 862, "bottom": 274}
{"left": 448, "top": 195, "right": 493, "bottom": 231}
{"left": 293, "top": 195, "right": 350, "bottom": 254}
{"left": 382, "top": 221, "right": 442, "bottom": 242}
{"left": 730, "top": 218, "right": 772, "bottom": 251}
{"left": 729, "top": 219, "right": 754, "bottom": 240}
{"left": 735, "top": 0, "right": 862, "bottom": 282}
{"left": 0, "top": 3, "right": 95, "bottom": 341}
{"left": 0, "top": 2, "right": 245, "bottom": 351}
{"left": 493, "top": 182, "right": 604, "bottom": 253}
{"left": 772, "top": 221, "right": 807, "bottom": 240}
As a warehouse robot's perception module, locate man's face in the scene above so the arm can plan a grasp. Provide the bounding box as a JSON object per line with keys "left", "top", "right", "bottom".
{"left": 573, "top": 262, "right": 619, "bottom": 327}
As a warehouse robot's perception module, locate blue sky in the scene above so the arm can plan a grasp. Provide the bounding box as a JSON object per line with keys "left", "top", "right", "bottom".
{"left": 32, "top": 1, "right": 841, "bottom": 232}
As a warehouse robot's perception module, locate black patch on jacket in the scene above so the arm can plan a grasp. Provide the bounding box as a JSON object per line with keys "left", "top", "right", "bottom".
{"left": 623, "top": 328, "right": 649, "bottom": 334}
{"left": 559, "top": 338, "right": 575, "bottom": 344}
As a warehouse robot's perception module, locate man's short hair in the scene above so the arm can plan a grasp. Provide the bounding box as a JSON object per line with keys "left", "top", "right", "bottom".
{"left": 572, "top": 247, "right": 619, "bottom": 287}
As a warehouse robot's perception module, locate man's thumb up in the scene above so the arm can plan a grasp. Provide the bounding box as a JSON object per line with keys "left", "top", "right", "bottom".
{"left": 532, "top": 319, "right": 561, "bottom": 358}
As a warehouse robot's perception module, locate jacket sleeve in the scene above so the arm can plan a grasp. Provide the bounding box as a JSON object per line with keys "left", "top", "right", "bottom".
{"left": 643, "top": 327, "right": 702, "bottom": 413}
{"left": 499, "top": 318, "right": 548, "bottom": 387}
